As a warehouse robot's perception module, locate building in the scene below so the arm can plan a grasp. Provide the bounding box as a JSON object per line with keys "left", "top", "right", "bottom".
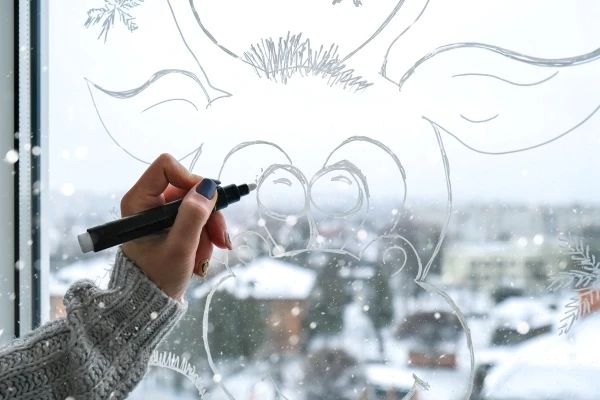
{"left": 441, "top": 239, "right": 563, "bottom": 292}
{"left": 193, "top": 257, "right": 316, "bottom": 352}
{"left": 49, "top": 256, "right": 113, "bottom": 319}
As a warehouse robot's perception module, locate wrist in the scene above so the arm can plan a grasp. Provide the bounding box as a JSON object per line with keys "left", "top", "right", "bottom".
{"left": 118, "top": 245, "right": 189, "bottom": 301}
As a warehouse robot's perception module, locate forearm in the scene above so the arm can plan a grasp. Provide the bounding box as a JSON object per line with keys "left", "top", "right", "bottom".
{"left": 0, "top": 250, "right": 186, "bottom": 400}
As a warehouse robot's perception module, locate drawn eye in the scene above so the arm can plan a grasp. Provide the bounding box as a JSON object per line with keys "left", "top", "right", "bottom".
{"left": 257, "top": 164, "right": 309, "bottom": 220}
{"left": 309, "top": 161, "right": 366, "bottom": 218}
{"left": 273, "top": 177, "right": 293, "bottom": 186}
{"left": 330, "top": 175, "right": 353, "bottom": 185}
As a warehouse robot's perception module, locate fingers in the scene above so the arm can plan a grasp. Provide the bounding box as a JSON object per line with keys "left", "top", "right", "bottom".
{"left": 167, "top": 185, "right": 230, "bottom": 249}
{"left": 193, "top": 230, "right": 213, "bottom": 276}
{"left": 167, "top": 178, "right": 218, "bottom": 257}
{"left": 205, "top": 211, "right": 231, "bottom": 250}
{"left": 164, "top": 184, "right": 193, "bottom": 203}
{"left": 121, "top": 154, "right": 199, "bottom": 216}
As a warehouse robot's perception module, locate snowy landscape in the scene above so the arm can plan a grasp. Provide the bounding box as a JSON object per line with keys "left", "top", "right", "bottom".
{"left": 49, "top": 193, "right": 600, "bottom": 400}
{"left": 44, "top": 1, "right": 600, "bottom": 397}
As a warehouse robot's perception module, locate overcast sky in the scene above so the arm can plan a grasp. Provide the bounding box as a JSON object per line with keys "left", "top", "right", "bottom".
{"left": 49, "top": 0, "right": 600, "bottom": 205}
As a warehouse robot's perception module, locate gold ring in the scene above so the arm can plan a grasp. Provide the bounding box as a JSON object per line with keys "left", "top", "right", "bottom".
{"left": 197, "top": 259, "right": 210, "bottom": 277}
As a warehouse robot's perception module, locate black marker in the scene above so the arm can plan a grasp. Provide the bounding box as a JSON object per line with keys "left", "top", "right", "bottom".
{"left": 78, "top": 183, "right": 256, "bottom": 253}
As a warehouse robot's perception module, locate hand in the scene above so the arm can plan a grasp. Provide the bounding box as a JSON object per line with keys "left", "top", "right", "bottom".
{"left": 120, "top": 154, "right": 232, "bottom": 300}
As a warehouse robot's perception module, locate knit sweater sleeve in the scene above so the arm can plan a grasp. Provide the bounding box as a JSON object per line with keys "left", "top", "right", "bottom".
{"left": 0, "top": 249, "right": 187, "bottom": 400}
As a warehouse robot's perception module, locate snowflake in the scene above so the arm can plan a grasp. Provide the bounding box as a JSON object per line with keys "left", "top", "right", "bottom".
{"left": 84, "top": 0, "right": 145, "bottom": 43}
{"left": 332, "top": 0, "right": 363, "bottom": 6}
{"left": 547, "top": 234, "right": 600, "bottom": 334}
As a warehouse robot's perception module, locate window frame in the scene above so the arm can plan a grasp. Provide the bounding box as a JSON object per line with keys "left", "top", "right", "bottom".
{"left": 0, "top": 0, "right": 48, "bottom": 342}
{"left": 0, "top": 0, "right": 16, "bottom": 345}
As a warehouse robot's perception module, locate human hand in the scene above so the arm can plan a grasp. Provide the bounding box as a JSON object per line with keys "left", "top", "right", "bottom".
{"left": 120, "top": 154, "right": 232, "bottom": 300}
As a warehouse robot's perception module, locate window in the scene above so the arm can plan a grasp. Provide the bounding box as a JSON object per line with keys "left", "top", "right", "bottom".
{"left": 0, "top": 0, "right": 15, "bottom": 346}
{"left": 1, "top": 1, "right": 598, "bottom": 399}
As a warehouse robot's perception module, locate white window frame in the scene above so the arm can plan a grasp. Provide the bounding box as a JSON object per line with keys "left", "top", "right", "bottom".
{"left": 0, "top": 0, "right": 49, "bottom": 343}
{"left": 0, "top": 0, "right": 16, "bottom": 345}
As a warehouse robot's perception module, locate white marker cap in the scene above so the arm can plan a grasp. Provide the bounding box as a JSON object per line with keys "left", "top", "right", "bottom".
{"left": 78, "top": 232, "right": 94, "bottom": 253}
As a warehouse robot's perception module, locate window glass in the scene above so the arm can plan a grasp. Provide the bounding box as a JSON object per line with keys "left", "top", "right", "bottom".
{"left": 49, "top": 1, "right": 600, "bottom": 399}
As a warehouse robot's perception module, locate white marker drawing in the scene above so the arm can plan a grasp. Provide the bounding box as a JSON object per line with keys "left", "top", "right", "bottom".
{"left": 87, "top": 72, "right": 206, "bottom": 165}
{"left": 85, "top": 0, "right": 145, "bottom": 42}
{"left": 186, "top": 0, "right": 414, "bottom": 87}
{"left": 452, "top": 71, "right": 559, "bottom": 87}
{"left": 548, "top": 235, "right": 600, "bottom": 335}
{"left": 242, "top": 33, "right": 371, "bottom": 90}
{"left": 332, "top": 0, "right": 363, "bottom": 7}
{"left": 85, "top": 0, "right": 232, "bottom": 164}
{"left": 199, "top": 128, "right": 458, "bottom": 399}
{"left": 384, "top": 41, "right": 600, "bottom": 154}
{"left": 149, "top": 351, "right": 207, "bottom": 398}
{"left": 189, "top": 0, "right": 409, "bottom": 62}
{"left": 216, "top": 137, "right": 407, "bottom": 255}
{"left": 80, "top": 1, "right": 600, "bottom": 398}
{"left": 380, "top": 0, "right": 430, "bottom": 83}
{"left": 401, "top": 373, "right": 430, "bottom": 400}
{"left": 393, "top": 43, "right": 600, "bottom": 92}
{"left": 459, "top": 113, "right": 499, "bottom": 124}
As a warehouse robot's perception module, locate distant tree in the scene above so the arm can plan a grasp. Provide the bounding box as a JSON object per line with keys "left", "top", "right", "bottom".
{"left": 200, "top": 291, "right": 267, "bottom": 360}
{"left": 305, "top": 263, "right": 349, "bottom": 340}
{"left": 304, "top": 348, "right": 365, "bottom": 400}
{"left": 392, "top": 215, "right": 424, "bottom": 297}
{"left": 365, "top": 269, "right": 394, "bottom": 359}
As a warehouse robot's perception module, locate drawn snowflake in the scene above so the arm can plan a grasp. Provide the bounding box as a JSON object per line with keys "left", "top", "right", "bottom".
{"left": 332, "top": 0, "right": 363, "bottom": 6}
{"left": 547, "top": 234, "right": 600, "bottom": 334}
{"left": 84, "top": 0, "right": 145, "bottom": 43}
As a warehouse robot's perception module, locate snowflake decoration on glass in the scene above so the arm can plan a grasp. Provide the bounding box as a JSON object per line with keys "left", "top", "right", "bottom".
{"left": 547, "top": 234, "right": 600, "bottom": 334}
{"left": 84, "top": 0, "right": 145, "bottom": 43}
{"left": 332, "top": 0, "right": 363, "bottom": 6}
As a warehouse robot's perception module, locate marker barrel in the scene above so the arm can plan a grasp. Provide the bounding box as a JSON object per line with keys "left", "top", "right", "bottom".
{"left": 79, "top": 183, "right": 254, "bottom": 253}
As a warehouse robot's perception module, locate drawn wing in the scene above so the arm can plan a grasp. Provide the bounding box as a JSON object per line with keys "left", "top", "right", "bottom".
{"left": 86, "top": 69, "right": 226, "bottom": 163}
{"left": 389, "top": 43, "right": 600, "bottom": 154}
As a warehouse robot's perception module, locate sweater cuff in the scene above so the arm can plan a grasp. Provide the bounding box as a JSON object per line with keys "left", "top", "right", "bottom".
{"left": 64, "top": 249, "right": 187, "bottom": 357}
{"left": 59, "top": 250, "right": 187, "bottom": 398}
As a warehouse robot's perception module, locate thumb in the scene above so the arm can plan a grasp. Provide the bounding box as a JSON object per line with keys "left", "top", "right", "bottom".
{"left": 167, "top": 179, "right": 218, "bottom": 256}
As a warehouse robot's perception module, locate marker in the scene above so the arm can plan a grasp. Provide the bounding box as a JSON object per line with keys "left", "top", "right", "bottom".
{"left": 78, "top": 182, "right": 256, "bottom": 253}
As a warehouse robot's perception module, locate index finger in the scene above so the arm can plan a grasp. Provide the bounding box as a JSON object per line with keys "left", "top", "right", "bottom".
{"left": 131, "top": 153, "right": 198, "bottom": 197}
{"left": 121, "top": 154, "right": 199, "bottom": 216}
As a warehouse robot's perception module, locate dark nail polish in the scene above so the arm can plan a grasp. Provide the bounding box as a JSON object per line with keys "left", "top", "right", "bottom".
{"left": 196, "top": 178, "right": 217, "bottom": 199}
{"left": 209, "top": 178, "right": 221, "bottom": 185}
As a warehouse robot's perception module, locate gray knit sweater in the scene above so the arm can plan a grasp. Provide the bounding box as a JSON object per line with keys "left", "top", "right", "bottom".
{"left": 0, "top": 250, "right": 187, "bottom": 400}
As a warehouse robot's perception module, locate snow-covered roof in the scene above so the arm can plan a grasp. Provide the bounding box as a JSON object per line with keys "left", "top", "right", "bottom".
{"left": 491, "top": 297, "right": 554, "bottom": 330}
{"left": 192, "top": 258, "right": 317, "bottom": 300}
{"left": 444, "top": 240, "right": 550, "bottom": 257}
{"left": 50, "top": 256, "right": 113, "bottom": 296}
{"left": 483, "top": 313, "right": 600, "bottom": 399}
{"left": 364, "top": 364, "right": 414, "bottom": 389}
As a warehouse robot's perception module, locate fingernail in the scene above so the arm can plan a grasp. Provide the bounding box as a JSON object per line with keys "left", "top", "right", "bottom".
{"left": 196, "top": 178, "right": 217, "bottom": 199}
{"left": 209, "top": 178, "right": 221, "bottom": 185}
{"left": 225, "top": 232, "right": 233, "bottom": 250}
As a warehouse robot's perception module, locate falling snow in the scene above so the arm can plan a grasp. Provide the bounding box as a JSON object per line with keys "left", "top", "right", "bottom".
{"left": 4, "top": 149, "right": 18, "bottom": 164}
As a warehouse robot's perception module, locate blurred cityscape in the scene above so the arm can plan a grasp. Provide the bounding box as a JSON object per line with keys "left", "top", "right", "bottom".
{"left": 49, "top": 192, "right": 600, "bottom": 400}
